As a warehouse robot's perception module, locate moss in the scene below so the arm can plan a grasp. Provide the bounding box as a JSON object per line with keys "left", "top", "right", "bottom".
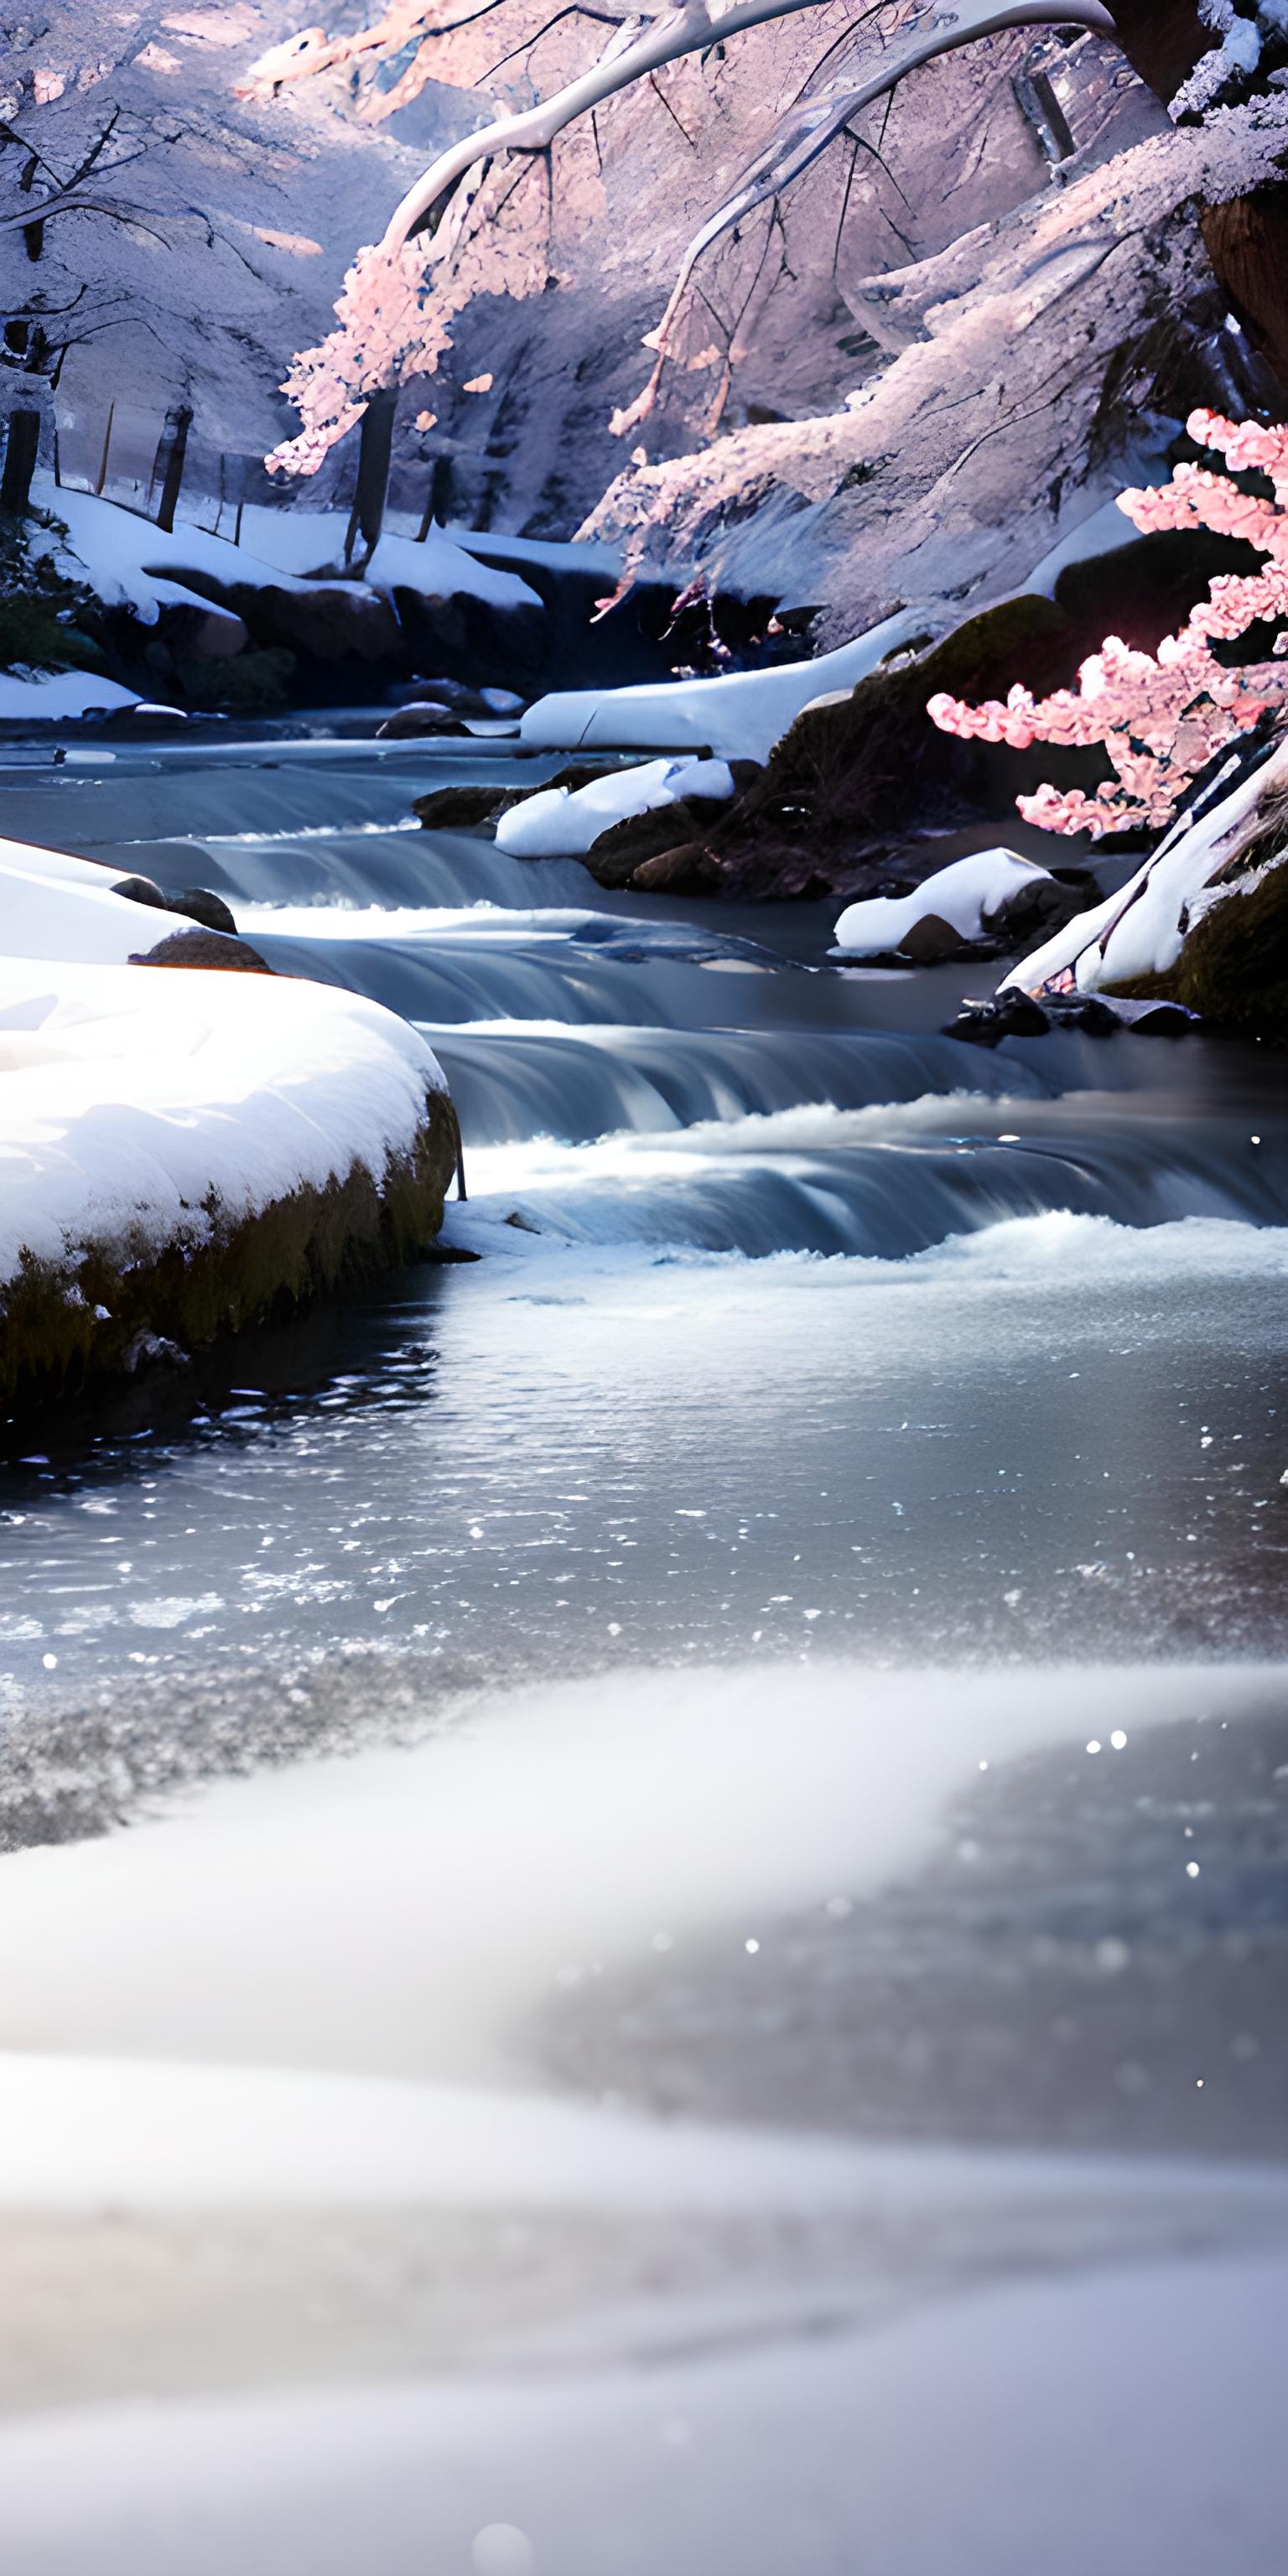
{"left": 1108, "top": 854, "right": 1288, "bottom": 1034}
{"left": 0, "top": 1089, "right": 458, "bottom": 1419}
{"left": 178, "top": 647, "right": 298, "bottom": 714}
{"left": 0, "top": 517, "right": 106, "bottom": 677}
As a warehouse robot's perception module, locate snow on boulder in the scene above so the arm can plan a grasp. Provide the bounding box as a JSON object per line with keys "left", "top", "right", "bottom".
{"left": 0, "top": 850, "right": 458, "bottom": 1409}
{"left": 0, "top": 838, "right": 221, "bottom": 966}
{"left": 835, "top": 849, "right": 1056, "bottom": 957}
{"left": 1002, "top": 737, "right": 1288, "bottom": 1014}
{"left": 496, "top": 756, "right": 735, "bottom": 858}
{"left": 518, "top": 613, "right": 924, "bottom": 764}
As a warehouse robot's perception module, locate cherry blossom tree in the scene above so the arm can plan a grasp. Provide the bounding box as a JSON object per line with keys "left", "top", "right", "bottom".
{"left": 251, "top": 0, "right": 1116, "bottom": 487}
{"left": 927, "top": 407, "right": 1288, "bottom": 835}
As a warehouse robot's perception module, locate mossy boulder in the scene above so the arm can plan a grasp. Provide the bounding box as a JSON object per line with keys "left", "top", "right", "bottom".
{"left": 0, "top": 1090, "right": 459, "bottom": 1422}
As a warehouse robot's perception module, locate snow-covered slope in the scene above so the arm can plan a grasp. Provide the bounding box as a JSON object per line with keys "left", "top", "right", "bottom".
{"left": 33, "top": 482, "right": 542, "bottom": 631}
{"left": 1003, "top": 742, "right": 1288, "bottom": 997}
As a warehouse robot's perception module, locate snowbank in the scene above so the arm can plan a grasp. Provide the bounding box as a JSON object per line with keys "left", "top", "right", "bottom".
{"left": 518, "top": 612, "right": 924, "bottom": 762}
{"left": 496, "top": 755, "right": 734, "bottom": 857}
{"left": 29, "top": 479, "right": 542, "bottom": 634}
{"left": 835, "top": 849, "right": 1053, "bottom": 954}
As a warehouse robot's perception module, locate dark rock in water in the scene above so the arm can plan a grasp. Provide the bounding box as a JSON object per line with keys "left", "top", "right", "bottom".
{"left": 943, "top": 993, "right": 1052, "bottom": 1046}
{"left": 1043, "top": 994, "right": 1122, "bottom": 1035}
{"left": 1129, "top": 1000, "right": 1195, "bottom": 1036}
{"left": 377, "top": 702, "right": 468, "bottom": 739}
{"left": 982, "top": 868, "right": 1097, "bottom": 942}
{"left": 131, "top": 928, "right": 273, "bottom": 974}
{"left": 115, "top": 880, "right": 239, "bottom": 936}
{"left": 586, "top": 795, "right": 733, "bottom": 889}
{"left": 102, "top": 702, "right": 189, "bottom": 732}
{"left": 171, "top": 888, "right": 239, "bottom": 937}
{"left": 413, "top": 763, "right": 605, "bottom": 834}
{"left": 390, "top": 676, "right": 509, "bottom": 717}
{"left": 112, "top": 875, "right": 169, "bottom": 911}
{"left": 414, "top": 783, "right": 514, "bottom": 830}
{"left": 898, "top": 911, "right": 974, "bottom": 964}
{"left": 630, "top": 840, "right": 724, "bottom": 893}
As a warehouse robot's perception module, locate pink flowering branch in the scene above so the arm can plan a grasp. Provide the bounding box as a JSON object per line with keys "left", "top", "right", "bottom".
{"left": 927, "top": 407, "right": 1288, "bottom": 837}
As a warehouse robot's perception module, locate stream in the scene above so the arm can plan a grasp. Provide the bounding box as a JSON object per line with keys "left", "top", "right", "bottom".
{"left": 3, "top": 732, "right": 1288, "bottom": 2573}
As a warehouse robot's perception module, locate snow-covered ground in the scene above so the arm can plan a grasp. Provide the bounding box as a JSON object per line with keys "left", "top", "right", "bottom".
{"left": 496, "top": 755, "right": 734, "bottom": 857}
{"left": 1, "top": 480, "right": 546, "bottom": 725}
{"left": 834, "top": 848, "right": 1052, "bottom": 954}
{"left": 33, "top": 480, "right": 542, "bottom": 630}
{"left": 3, "top": 1659, "right": 1285, "bottom": 2571}
{"left": 518, "top": 613, "right": 923, "bottom": 761}
{"left": 5, "top": 2252, "right": 1284, "bottom": 2576}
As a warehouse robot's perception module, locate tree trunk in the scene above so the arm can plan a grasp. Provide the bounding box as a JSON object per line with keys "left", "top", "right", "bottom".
{"left": 153, "top": 403, "right": 193, "bottom": 534}
{"left": 416, "top": 453, "right": 454, "bottom": 539}
{"left": 1109, "top": 0, "right": 1288, "bottom": 398}
{"left": 0, "top": 408, "right": 41, "bottom": 515}
{"left": 345, "top": 387, "right": 397, "bottom": 563}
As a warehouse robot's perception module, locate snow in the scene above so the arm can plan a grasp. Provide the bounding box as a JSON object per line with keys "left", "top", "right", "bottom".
{"left": 27, "top": 478, "right": 542, "bottom": 636}
{"left": 0, "top": 836, "right": 184, "bottom": 965}
{"left": 3, "top": 2256, "right": 1285, "bottom": 2576}
{"left": 496, "top": 754, "right": 735, "bottom": 857}
{"left": 0, "top": 840, "right": 446, "bottom": 1293}
{"left": 834, "top": 848, "right": 1052, "bottom": 953}
{"left": 0, "top": 1658, "right": 1271, "bottom": 2083}
{"left": 518, "top": 611, "right": 925, "bottom": 761}
{"left": 0, "top": 669, "right": 138, "bottom": 720}
{"left": 1003, "top": 741, "right": 1285, "bottom": 996}
{"left": 2, "top": 1654, "right": 1285, "bottom": 2566}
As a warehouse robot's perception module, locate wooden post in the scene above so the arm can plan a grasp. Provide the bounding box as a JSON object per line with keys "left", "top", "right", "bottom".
{"left": 94, "top": 400, "right": 116, "bottom": 496}
{"left": 153, "top": 402, "right": 193, "bottom": 533}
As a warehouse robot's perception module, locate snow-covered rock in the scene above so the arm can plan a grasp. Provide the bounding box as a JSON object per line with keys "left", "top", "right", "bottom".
{"left": 518, "top": 616, "right": 923, "bottom": 764}
{"left": 0, "top": 842, "right": 456, "bottom": 1406}
{"left": 496, "top": 756, "right": 735, "bottom": 858}
{"left": 835, "top": 849, "right": 1055, "bottom": 956}
{"left": 1003, "top": 740, "right": 1288, "bottom": 1001}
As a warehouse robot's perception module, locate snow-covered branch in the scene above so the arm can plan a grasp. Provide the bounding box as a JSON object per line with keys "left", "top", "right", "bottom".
{"left": 268, "top": 0, "right": 1117, "bottom": 476}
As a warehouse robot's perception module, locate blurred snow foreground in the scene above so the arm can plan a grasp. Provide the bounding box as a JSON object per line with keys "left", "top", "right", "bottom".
{"left": 0, "top": 840, "right": 454, "bottom": 1408}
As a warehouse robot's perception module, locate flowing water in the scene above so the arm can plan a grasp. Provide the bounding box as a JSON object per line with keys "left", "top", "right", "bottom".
{"left": 3, "top": 735, "right": 1288, "bottom": 2573}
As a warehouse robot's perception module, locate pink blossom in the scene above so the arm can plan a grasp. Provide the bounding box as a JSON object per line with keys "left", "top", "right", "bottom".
{"left": 928, "top": 411, "right": 1288, "bottom": 835}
